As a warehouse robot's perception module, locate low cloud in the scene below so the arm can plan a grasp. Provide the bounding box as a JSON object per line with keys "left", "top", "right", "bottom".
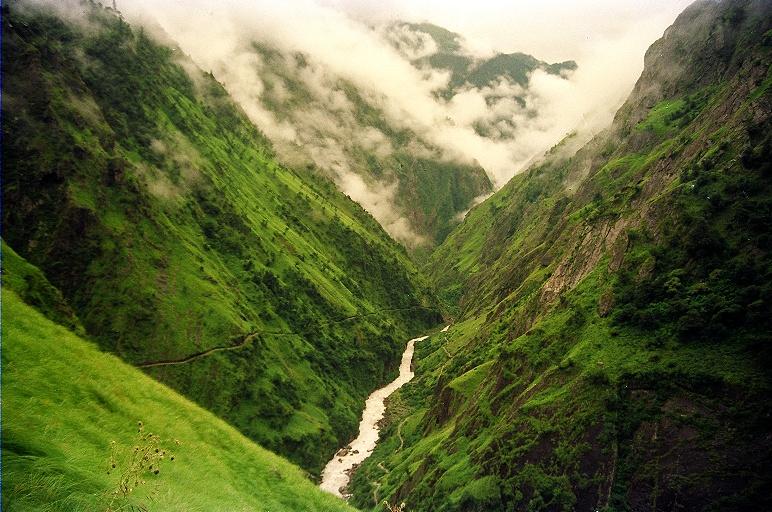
{"left": 383, "top": 23, "right": 439, "bottom": 61}
{"left": 17, "top": 0, "right": 98, "bottom": 26}
{"left": 337, "top": 173, "right": 427, "bottom": 247}
{"left": 111, "top": 0, "right": 686, "bottom": 233}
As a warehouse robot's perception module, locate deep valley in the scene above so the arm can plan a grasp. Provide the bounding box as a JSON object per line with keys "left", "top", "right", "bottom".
{"left": 2, "top": 0, "right": 770, "bottom": 511}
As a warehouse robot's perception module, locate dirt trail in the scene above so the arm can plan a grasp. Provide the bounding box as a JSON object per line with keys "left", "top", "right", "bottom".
{"left": 136, "top": 331, "right": 290, "bottom": 368}
{"left": 136, "top": 306, "right": 436, "bottom": 368}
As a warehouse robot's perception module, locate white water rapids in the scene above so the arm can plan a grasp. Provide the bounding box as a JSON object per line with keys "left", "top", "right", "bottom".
{"left": 319, "top": 333, "right": 433, "bottom": 497}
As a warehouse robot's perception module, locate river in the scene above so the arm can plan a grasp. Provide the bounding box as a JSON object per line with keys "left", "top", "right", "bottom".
{"left": 319, "top": 333, "right": 432, "bottom": 498}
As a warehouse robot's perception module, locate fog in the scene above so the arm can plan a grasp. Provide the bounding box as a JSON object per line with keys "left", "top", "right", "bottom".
{"left": 113, "top": 0, "right": 691, "bottom": 242}
{"left": 325, "top": 0, "right": 693, "bottom": 63}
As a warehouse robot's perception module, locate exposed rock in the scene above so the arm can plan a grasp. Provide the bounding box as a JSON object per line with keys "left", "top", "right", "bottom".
{"left": 598, "top": 289, "right": 614, "bottom": 317}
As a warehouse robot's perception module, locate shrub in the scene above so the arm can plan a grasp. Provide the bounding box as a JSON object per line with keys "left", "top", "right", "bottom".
{"left": 103, "top": 422, "right": 179, "bottom": 512}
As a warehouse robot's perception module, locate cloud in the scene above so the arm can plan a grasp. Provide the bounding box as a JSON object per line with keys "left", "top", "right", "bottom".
{"left": 16, "top": 0, "right": 103, "bottom": 29}
{"left": 337, "top": 173, "right": 428, "bottom": 247}
{"left": 359, "top": 127, "right": 394, "bottom": 159}
{"left": 382, "top": 23, "right": 440, "bottom": 60}
{"left": 113, "top": 0, "right": 687, "bottom": 231}
{"left": 324, "top": 0, "right": 693, "bottom": 62}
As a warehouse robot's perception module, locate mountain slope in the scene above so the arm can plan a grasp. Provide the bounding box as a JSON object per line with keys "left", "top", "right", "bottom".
{"left": 1, "top": 286, "right": 355, "bottom": 512}
{"left": 210, "top": 20, "right": 575, "bottom": 248}
{"left": 1, "top": 0, "right": 441, "bottom": 476}
{"left": 386, "top": 21, "right": 578, "bottom": 150}
{"left": 245, "top": 40, "right": 493, "bottom": 248}
{"left": 350, "top": 1, "right": 772, "bottom": 510}
{"left": 393, "top": 22, "right": 577, "bottom": 98}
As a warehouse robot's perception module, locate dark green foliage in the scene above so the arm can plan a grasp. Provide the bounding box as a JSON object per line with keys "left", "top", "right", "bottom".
{"left": 467, "top": 53, "right": 548, "bottom": 88}
{"left": 403, "top": 21, "right": 576, "bottom": 97}
{"left": 2, "top": 0, "right": 440, "bottom": 477}
{"left": 614, "top": 110, "right": 772, "bottom": 348}
{"left": 1, "top": 240, "right": 85, "bottom": 334}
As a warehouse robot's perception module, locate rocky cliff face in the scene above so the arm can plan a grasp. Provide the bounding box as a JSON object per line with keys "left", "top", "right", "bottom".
{"left": 350, "top": 1, "right": 772, "bottom": 510}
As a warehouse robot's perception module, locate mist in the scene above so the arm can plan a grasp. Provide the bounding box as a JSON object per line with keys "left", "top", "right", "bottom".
{"left": 115, "top": 0, "right": 689, "bottom": 241}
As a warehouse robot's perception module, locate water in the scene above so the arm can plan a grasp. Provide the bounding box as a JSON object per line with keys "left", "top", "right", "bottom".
{"left": 319, "top": 334, "right": 431, "bottom": 497}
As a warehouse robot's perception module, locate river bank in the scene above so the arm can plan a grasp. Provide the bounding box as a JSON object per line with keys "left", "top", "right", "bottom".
{"left": 319, "top": 333, "right": 432, "bottom": 497}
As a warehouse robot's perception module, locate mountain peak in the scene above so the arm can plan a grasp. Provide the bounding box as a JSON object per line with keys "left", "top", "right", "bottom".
{"left": 393, "top": 21, "right": 465, "bottom": 54}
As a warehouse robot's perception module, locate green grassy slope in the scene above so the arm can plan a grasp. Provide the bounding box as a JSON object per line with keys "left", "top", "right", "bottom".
{"left": 2, "top": 239, "right": 85, "bottom": 335}
{"left": 1, "top": 289, "right": 356, "bottom": 512}
{"left": 1, "top": 0, "right": 441, "bottom": 476}
{"left": 350, "top": 1, "right": 772, "bottom": 510}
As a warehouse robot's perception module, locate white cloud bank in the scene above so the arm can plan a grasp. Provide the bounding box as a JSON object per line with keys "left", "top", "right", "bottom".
{"left": 114, "top": 0, "right": 690, "bottom": 242}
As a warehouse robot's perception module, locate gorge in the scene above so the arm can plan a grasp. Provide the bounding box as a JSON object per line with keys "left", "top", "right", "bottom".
{"left": 320, "top": 333, "right": 431, "bottom": 498}
{"left": 2, "top": 0, "right": 770, "bottom": 511}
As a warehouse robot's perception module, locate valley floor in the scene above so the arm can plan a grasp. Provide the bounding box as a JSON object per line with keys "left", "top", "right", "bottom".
{"left": 320, "top": 333, "right": 432, "bottom": 497}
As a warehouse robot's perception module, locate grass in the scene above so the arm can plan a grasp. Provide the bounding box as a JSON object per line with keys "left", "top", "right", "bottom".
{"left": 1, "top": 290, "right": 357, "bottom": 512}
{"left": 635, "top": 98, "right": 687, "bottom": 136}
{"left": 1, "top": 241, "right": 84, "bottom": 335}
{"left": 447, "top": 361, "right": 494, "bottom": 397}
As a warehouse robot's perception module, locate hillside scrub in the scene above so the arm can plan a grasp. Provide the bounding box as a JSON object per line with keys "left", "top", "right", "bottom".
{"left": 1, "top": 0, "right": 441, "bottom": 476}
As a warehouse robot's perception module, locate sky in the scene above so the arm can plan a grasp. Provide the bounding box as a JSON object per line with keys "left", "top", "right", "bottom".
{"left": 323, "top": 0, "right": 693, "bottom": 61}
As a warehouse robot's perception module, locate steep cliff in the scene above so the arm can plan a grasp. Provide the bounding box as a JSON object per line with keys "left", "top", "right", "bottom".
{"left": 351, "top": 1, "right": 772, "bottom": 510}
